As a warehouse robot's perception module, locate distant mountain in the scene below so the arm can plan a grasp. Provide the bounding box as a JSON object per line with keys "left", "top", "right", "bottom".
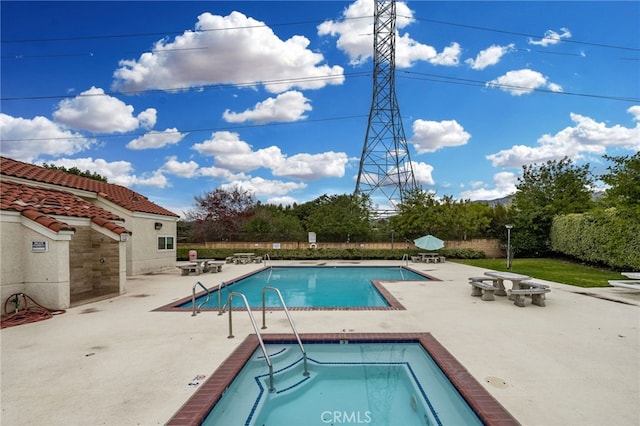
{"left": 476, "top": 190, "right": 605, "bottom": 207}
{"left": 475, "top": 194, "right": 514, "bottom": 207}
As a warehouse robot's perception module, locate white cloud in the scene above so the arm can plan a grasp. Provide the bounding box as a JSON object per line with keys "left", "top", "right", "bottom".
{"left": 0, "top": 113, "right": 95, "bottom": 162}
{"left": 318, "top": 0, "right": 460, "bottom": 68}
{"left": 486, "top": 69, "right": 562, "bottom": 96}
{"left": 161, "top": 156, "right": 199, "bottom": 178}
{"left": 53, "top": 86, "right": 157, "bottom": 132}
{"left": 410, "top": 119, "right": 471, "bottom": 153}
{"left": 272, "top": 151, "right": 349, "bottom": 179}
{"left": 121, "top": 170, "right": 169, "bottom": 188}
{"left": 487, "top": 109, "right": 640, "bottom": 167}
{"left": 112, "top": 11, "right": 344, "bottom": 94}
{"left": 628, "top": 105, "right": 640, "bottom": 121}
{"left": 465, "top": 44, "right": 515, "bottom": 70}
{"left": 460, "top": 171, "right": 517, "bottom": 201}
{"left": 427, "top": 42, "right": 461, "bottom": 67}
{"left": 220, "top": 176, "right": 307, "bottom": 197}
{"left": 265, "top": 196, "right": 297, "bottom": 206}
{"left": 46, "top": 157, "right": 134, "bottom": 182}
{"left": 222, "top": 90, "right": 312, "bottom": 124}
{"left": 411, "top": 161, "right": 435, "bottom": 185}
{"left": 192, "top": 131, "right": 349, "bottom": 179}
{"left": 127, "top": 128, "right": 186, "bottom": 150}
{"left": 529, "top": 28, "right": 572, "bottom": 47}
{"left": 43, "top": 157, "right": 169, "bottom": 188}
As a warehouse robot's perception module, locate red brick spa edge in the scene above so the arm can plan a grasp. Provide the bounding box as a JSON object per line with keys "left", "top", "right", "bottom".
{"left": 166, "top": 332, "right": 520, "bottom": 426}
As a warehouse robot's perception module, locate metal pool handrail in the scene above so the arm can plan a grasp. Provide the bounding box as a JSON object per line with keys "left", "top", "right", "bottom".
{"left": 261, "top": 286, "right": 309, "bottom": 377}
{"left": 227, "top": 291, "right": 275, "bottom": 392}
{"left": 191, "top": 281, "right": 210, "bottom": 317}
{"left": 401, "top": 253, "right": 409, "bottom": 266}
{"left": 217, "top": 281, "right": 228, "bottom": 316}
{"left": 263, "top": 253, "right": 271, "bottom": 266}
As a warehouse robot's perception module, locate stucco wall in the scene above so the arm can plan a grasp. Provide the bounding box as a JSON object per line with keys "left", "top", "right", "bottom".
{"left": 127, "top": 215, "right": 177, "bottom": 276}
{"left": 1, "top": 220, "right": 27, "bottom": 301}
{"left": 0, "top": 220, "right": 71, "bottom": 310}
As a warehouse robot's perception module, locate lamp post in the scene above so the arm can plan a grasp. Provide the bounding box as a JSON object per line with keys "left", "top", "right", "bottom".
{"left": 391, "top": 229, "right": 395, "bottom": 249}
{"left": 505, "top": 225, "right": 513, "bottom": 270}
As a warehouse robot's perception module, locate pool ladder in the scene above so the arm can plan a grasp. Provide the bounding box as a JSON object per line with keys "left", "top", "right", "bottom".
{"left": 226, "top": 287, "right": 309, "bottom": 393}
{"left": 191, "top": 281, "right": 210, "bottom": 316}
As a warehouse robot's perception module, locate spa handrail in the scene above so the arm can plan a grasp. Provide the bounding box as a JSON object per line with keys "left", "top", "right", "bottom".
{"left": 191, "top": 281, "right": 210, "bottom": 317}
{"left": 261, "top": 286, "right": 309, "bottom": 377}
{"left": 227, "top": 291, "right": 275, "bottom": 393}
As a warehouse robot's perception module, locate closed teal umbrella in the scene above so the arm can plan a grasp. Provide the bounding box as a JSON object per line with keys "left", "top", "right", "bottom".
{"left": 413, "top": 235, "right": 444, "bottom": 250}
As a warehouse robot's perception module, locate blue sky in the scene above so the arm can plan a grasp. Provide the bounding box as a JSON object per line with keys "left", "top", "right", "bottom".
{"left": 2, "top": 1, "right": 639, "bottom": 217}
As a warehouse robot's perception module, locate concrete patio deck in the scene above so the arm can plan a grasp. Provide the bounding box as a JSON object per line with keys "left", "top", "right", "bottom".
{"left": 1, "top": 260, "right": 638, "bottom": 425}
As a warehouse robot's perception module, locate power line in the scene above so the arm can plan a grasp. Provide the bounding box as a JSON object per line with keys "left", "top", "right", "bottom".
{"left": 0, "top": 72, "right": 368, "bottom": 102}
{"left": 398, "top": 71, "right": 640, "bottom": 103}
{"left": 0, "top": 114, "right": 369, "bottom": 142}
{"left": 410, "top": 16, "right": 640, "bottom": 52}
{"left": 2, "top": 68, "right": 635, "bottom": 104}
{"left": 0, "top": 16, "right": 370, "bottom": 44}
{"left": 1, "top": 11, "right": 637, "bottom": 56}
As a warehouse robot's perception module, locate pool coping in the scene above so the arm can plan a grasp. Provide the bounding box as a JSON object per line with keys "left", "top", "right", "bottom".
{"left": 166, "top": 332, "right": 520, "bottom": 426}
{"left": 153, "top": 265, "right": 439, "bottom": 312}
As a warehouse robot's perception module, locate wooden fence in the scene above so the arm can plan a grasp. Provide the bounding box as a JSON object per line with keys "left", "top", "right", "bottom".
{"left": 179, "top": 238, "right": 503, "bottom": 257}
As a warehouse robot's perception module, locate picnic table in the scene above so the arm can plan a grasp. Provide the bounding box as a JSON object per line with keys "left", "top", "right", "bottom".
{"left": 178, "top": 259, "right": 224, "bottom": 275}
{"left": 232, "top": 252, "right": 257, "bottom": 264}
{"left": 468, "top": 271, "right": 550, "bottom": 307}
{"left": 417, "top": 252, "right": 445, "bottom": 263}
{"left": 609, "top": 272, "right": 640, "bottom": 290}
{"left": 483, "top": 271, "right": 532, "bottom": 296}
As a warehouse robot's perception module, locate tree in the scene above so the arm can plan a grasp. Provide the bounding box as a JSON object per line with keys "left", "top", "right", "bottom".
{"left": 242, "top": 203, "right": 305, "bottom": 241}
{"left": 304, "top": 193, "right": 373, "bottom": 242}
{"left": 600, "top": 152, "right": 640, "bottom": 212}
{"left": 185, "top": 186, "right": 256, "bottom": 242}
{"left": 42, "top": 163, "right": 108, "bottom": 182}
{"left": 390, "top": 188, "right": 440, "bottom": 238}
{"left": 511, "top": 157, "right": 594, "bottom": 256}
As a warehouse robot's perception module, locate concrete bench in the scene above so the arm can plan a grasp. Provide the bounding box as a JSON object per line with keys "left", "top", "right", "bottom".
{"left": 469, "top": 280, "right": 496, "bottom": 301}
{"left": 225, "top": 256, "right": 235, "bottom": 264}
{"left": 411, "top": 256, "right": 421, "bottom": 263}
{"left": 178, "top": 263, "right": 200, "bottom": 276}
{"left": 509, "top": 282, "right": 550, "bottom": 307}
{"left": 469, "top": 276, "right": 499, "bottom": 285}
{"left": 205, "top": 261, "right": 224, "bottom": 273}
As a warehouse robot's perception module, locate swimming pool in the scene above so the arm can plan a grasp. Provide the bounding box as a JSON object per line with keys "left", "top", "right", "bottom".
{"left": 166, "top": 333, "right": 519, "bottom": 425}
{"left": 172, "top": 266, "right": 432, "bottom": 310}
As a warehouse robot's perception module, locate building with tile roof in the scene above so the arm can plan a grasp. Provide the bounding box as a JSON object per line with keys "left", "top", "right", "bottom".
{"left": 1, "top": 156, "right": 179, "bottom": 309}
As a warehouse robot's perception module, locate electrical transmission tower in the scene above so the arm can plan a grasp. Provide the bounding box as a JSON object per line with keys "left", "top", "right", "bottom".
{"left": 355, "top": 0, "right": 418, "bottom": 214}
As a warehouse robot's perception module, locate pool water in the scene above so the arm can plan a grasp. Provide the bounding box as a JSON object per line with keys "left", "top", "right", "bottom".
{"left": 183, "top": 266, "right": 430, "bottom": 309}
{"left": 203, "top": 342, "right": 482, "bottom": 426}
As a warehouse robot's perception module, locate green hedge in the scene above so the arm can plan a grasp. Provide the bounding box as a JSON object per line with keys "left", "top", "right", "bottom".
{"left": 550, "top": 209, "right": 640, "bottom": 270}
{"left": 177, "top": 247, "right": 485, "bottom": 261}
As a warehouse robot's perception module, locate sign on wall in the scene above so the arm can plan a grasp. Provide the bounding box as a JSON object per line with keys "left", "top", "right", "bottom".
{"left": 31, "top": 241, "right": 49, "bottom": 252}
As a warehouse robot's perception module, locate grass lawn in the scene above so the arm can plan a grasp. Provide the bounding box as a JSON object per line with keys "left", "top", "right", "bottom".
{"left": 451, "top": 258, "right": 623, "bottom": 288}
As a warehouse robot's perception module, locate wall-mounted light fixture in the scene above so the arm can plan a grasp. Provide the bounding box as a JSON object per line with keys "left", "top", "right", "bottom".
{"left": 154, "top": 222, "right": 163, "bottom": 230}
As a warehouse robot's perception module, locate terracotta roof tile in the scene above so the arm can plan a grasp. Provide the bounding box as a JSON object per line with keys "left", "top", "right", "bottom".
{"left": 0, "top": 157, "right": 179, "bottom": 217}
{"left": 0, "top": 181, "right": 132, "bottom": 235}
